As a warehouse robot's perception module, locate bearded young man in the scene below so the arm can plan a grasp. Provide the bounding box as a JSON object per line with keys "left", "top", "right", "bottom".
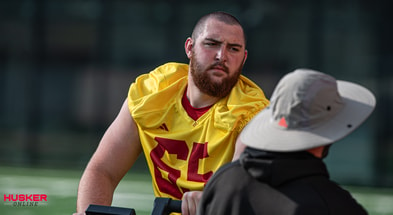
{"left": 75, "top": 11, "right": 269, "bottom": 215}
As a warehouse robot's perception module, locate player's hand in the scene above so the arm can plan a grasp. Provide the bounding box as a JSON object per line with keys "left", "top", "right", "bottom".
{"left": 72, "top": 213, "right": 85, "bottom": 215}
{"left": 181, "top": 191, "right": 203, "bottom": 215}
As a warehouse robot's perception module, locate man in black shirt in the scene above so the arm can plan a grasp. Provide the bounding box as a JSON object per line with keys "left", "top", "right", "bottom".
{"left": 198, "top": 69, "right": 375, "bottom": 215}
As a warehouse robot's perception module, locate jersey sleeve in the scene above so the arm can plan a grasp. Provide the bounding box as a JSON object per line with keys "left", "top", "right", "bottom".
{"left": 127, "top": 62, "right": 189, "bottom": 114}
{"left": 215, "top": 75, "right": 270, "bottom": 132}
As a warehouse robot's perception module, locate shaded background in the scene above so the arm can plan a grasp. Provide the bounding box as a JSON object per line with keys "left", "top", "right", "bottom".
{"left": 0, "top": 0, "right": 392, "bottom": 188}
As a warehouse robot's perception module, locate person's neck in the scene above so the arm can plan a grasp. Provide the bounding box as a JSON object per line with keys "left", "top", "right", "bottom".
{"left": 186, "top": 80, "right": 220, "bottom": 108}
{"left": 307, "top": 146, "right": 326, "bottom": 159}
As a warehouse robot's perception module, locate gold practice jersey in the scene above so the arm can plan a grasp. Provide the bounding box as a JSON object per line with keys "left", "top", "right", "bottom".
{"left": 128, "top": 62, "right": 269, "bottom": 199}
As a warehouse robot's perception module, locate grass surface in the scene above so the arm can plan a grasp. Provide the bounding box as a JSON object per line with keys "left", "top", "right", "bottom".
{"left": 0, "top": 166, "right": 392, "bottom": 215}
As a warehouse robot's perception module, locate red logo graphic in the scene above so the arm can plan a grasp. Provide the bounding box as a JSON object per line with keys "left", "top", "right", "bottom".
{"left": 3, "top": 194, "right": 48, "bottom": 207}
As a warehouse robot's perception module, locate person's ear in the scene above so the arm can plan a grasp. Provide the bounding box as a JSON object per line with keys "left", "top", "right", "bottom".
{"left": 307, "top": 145, "right": 331, "bottom": 159}
{"left": 242, "top": 49, "right": 248, "bottom": 66}
{"left": 185, "top": 37, "right": 193, "bottom": 59}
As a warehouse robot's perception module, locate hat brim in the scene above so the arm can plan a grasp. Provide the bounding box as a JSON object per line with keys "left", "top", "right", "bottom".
{"left": 240, "top": 80, "right": 376, "bottom": 152}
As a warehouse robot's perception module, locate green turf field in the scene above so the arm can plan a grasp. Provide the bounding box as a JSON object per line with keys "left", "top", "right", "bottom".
{"left": 0, "top": 167, "right": 154, "bottom": 215}
{"left": 0, "top": 166, "right": 392, "bottom": 215}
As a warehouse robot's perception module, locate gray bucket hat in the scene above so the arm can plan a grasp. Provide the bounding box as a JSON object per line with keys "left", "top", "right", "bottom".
{"left": 240, "top": 69, "right": 376, "bottom": 152}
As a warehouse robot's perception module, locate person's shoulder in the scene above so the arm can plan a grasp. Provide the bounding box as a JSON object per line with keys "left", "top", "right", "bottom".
{"left": 132, "top": 62, "right": 188, "bottom": 91}
{"left": 153, "top": 62, "right": 189, "bottom": 75}
{"left": 206, "top": 160, "right": 243, "bottom": 186}
{"left": 146, "top": 62, "right": 188, "bottom": 86}
{"left": 235, "top": 75, "right": 264, "bottom": 96}
{"left": 216, "top": 160, "right": 241, "bottom": 174}
{"left": 220, "top": 75, "right": 270, "bottom": 126}
{"left": 128, "top": 62, "right": 188, "bottom": 107}
{"left": 295, "top": 176, "right": 368, "bottom": 214}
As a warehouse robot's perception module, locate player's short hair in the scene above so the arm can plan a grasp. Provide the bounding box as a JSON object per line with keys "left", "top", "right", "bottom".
{"left": 191, "top": 11, "right": 247, "bottom": 45}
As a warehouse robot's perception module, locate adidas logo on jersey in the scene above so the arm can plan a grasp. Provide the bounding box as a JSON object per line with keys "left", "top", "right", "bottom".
{"left": 158, "top": 123, "right": 169, "bottom": 131}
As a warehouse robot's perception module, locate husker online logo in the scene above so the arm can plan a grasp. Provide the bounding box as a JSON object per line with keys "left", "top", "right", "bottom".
{"left": 4, "top": 194, "right": 47, "bottom": 206}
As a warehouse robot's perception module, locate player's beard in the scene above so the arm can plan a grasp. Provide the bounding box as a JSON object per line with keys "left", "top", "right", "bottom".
{"left": 190, "top": 52, "right": 243, "bottom": 98}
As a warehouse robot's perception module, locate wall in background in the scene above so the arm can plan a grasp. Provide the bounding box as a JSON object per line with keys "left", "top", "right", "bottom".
{"left": 0, "top": 0, "right": 391, "bottom": 187}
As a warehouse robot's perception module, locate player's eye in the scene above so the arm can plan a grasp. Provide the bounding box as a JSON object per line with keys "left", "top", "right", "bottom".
{"left": 204, "top": 42, "right": 217, "bottom": 47}
{"left": 230, "top": 47, "right": 240, "bottom": 52}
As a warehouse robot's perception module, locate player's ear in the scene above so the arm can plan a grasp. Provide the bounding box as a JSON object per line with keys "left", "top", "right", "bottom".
{"left": 185, "top": 37, "right": 193, "bottom": 59}
{"left": 242, "top": 49, "right": 248, "bottom": 66}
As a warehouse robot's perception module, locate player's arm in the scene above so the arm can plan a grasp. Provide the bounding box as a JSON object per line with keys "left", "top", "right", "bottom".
{"left": 232, "top": 136, "right": 246, "bottom": 161}
{"left": 76, "top": 98, "right": 142, "bottom": 213}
